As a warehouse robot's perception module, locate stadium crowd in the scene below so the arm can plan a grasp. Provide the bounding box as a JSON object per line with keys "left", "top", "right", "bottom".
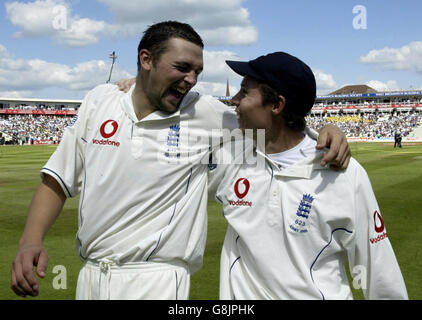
{"left": 306, "top": 111, "right": 421, "bottom": 139}
{"left": 1, "top": 109, "right": 421, "bottom": 145}
{"left": 4, "top": 104, "right": 78, "bottom": 111}
{"left": 0, "top": 115, "right": 73, "bottom": 145}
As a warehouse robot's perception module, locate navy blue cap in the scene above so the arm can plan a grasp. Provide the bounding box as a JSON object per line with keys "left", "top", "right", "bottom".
{"left": 226, "top": 52, "right": 316, "bottom": 117}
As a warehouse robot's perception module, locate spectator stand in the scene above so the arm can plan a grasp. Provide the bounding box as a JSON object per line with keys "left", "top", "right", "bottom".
{"left": 308, "top": 86, "right": 422, "bottom": 143}
{"left": 0, "top": 87, "right": 421, "bottom": 145}
{"left": 0, "top": 97, "right": 80, "bottom": 145}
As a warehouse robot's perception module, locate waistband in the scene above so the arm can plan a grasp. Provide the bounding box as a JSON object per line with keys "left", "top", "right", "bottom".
{"left": 84, "top": 258, "right": 188, "bottom": 274}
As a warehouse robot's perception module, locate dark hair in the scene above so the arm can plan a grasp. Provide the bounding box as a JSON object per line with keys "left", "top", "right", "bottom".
{"left": 259, "top": 82, "right": 307, "bottom": 132}
{"left": 137, "top": 21, "right": 204, "bottom": 70}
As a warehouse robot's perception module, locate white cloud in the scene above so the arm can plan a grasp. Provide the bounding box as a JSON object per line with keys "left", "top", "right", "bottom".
{"left": 202, "top": 50, "right": 243, "bottom": 82}
{"left": 195, "top": 81, "right": 237, "bottom": 97}
{"left": 195, "top": 50, "right": 244, "bottom": 96}
{"left": 312, "top": 69, "right": 338, "bottom": 94}
{"left": 5, "top": 0, "right": 258, "bottom": 47}
{"left": 0, "top": 45, "right": 11, "bottom": 58}
{"left": 5, "top": 0, "right": 64, "bottom": 37}
{"left": 200, "top": 26, "right": 257, "bottom": 46}
{"left": 365, "top": 80, "right": 401, "bottom": 92}
{"left": 5, "top": 0, "right": 111, "bottom": 47}
{"left": 54, "top": 18, "right": 109, "bottom": 47}
{"left": 0, "top": 44, "right": 133, "bottom": 97}
{"left": 0, "top": 90, "right": 34, "bottom": 98}
{"left": 97, "top": 0, "right": 258, "bottom": 45}
{"left": 98, "top": 0, "right": 246, "bottom": 24}
{"left": 360, "top": 41, "right": 422, "bottom": 74}
{"left": 0, "top": 43, "right": 242, "bottom": 98}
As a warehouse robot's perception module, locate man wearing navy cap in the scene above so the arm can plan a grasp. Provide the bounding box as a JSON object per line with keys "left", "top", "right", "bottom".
{"left": 209, "top": 52, "right": 408, "bottom": 299}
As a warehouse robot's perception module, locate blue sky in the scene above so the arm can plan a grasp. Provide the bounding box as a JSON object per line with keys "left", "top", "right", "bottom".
{"left": 0, "top": 0, "right": 421, "bottom": 100}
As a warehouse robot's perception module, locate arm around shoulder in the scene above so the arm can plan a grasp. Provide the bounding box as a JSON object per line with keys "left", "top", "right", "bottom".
{"left": 314, "top": 124, "right": 351, "bottom": 169}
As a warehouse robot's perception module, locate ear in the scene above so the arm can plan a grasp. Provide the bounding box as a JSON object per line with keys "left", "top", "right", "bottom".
{"left": 138, "top": 49, "right": 153, "bottom": 71}
{"left": 271, "top": 95, "right": 286, "bottom": 116}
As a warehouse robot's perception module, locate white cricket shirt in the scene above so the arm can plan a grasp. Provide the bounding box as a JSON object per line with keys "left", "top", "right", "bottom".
{"left": 211, "top": 132, "right": 408, "bottom": 299}
{"left": 41, "top": 83, "right": 237, "bottom": 274}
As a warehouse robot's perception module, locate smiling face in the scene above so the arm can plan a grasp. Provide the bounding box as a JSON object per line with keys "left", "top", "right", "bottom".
{"left": 231, "top": 76, "right": 274, "bottom": 131}
{"left": 140, "top": 37, "right": 203, "bottom": 114}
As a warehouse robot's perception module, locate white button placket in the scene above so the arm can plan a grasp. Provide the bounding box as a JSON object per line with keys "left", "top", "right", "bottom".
{"left": 267, "top": 177, "right": 281, "bottom": 227}
{"left": 131, "top": 122, "right": 144, "bottom": 159}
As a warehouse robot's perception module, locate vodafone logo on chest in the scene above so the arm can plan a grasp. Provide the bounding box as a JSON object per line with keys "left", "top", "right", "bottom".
{"left": 370, "top": 210, "right": 388, "bottom": 245}
{"left": 229, "top": 178, "right": 252, "bottom": 207}
{"left": 234, "top": 178, "right": 250, "bottom": 199}
{"left": 100, "top": 120, "right": 118, "bottom": 138}
{"left": 93, "top": 120, "right": 120, "bottom": 147}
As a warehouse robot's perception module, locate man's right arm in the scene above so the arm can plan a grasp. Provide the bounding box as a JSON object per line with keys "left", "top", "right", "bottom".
{"left": 10, "top": 174, "right": 66, "bottom": 297}
{"left": 11, "top": 84, "right": 94, "bottom": 298}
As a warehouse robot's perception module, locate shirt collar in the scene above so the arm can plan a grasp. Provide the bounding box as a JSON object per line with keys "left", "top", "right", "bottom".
{"left": 120, "top": 83, "right": 137, "bottom": 122}
{"left": 257, "top": 148, "right": 329, "bottom": 179}
{"left": 120, "top": 83, "right": 199, "bottom": 123}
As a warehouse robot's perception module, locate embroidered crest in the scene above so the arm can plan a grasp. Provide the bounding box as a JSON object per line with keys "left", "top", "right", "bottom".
{"left": 289, "top": 193, "right": 315, "bottom": 233}
{"left": 165, "top": 124, "right": 180, "bottom": 158}
{"left": 68, "top": 114, "right": 78, "bottom": 127}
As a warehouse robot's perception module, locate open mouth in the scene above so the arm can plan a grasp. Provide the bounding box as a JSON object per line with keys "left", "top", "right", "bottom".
{"left": 168, "top": 86, "right": 188, "bottom": 100}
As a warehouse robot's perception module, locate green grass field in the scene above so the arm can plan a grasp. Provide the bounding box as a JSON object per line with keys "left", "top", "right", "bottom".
{"left": 1, "top": 143, "right": 421, "bottom": 300}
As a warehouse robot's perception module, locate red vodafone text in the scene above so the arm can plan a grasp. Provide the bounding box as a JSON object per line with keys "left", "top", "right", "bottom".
{"left": 93, "top": 120, "right": 120, "bottom": 147}
{"left": 229, "top": 178, "right": 252, "bottom": 207}
{"left": 369, "top": 210, "right": 388, "bottom": 244}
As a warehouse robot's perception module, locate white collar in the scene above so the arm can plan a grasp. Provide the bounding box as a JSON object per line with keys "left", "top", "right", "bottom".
{"left": 120, "top": 83, "right": 199, "bottom": 123}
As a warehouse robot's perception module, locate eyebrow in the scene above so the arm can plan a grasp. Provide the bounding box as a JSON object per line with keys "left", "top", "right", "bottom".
{"left": 175, "top": 61, "right": 203, "bottom": 73}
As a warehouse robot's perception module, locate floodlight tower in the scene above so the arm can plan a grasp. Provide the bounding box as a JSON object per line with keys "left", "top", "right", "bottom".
{"left": 107, "top": 51, "right": 118, "bottom": 83}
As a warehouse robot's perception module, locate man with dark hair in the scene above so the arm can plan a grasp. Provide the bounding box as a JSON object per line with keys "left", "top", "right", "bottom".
{"left": 136, "top": 21, "right": 204, "bottom": 70}
{"left": 209, "top": 52, "right": 407, "bottom": 300}
{"left": 11, "top": 22, "right": 350, "bottom": 300}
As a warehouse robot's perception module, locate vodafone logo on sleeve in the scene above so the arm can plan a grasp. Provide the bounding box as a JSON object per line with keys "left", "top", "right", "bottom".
{"left": 229, "top": 178, "right": 252, "bottom": 207}
{"left": 93, "top": 120, "right": 120, "bottom": 147}
{"left": 370, "top": 210, "right": 388, "bottom": 245}
{"left": 373, "top": 210, "right": 385, "bottom": 233}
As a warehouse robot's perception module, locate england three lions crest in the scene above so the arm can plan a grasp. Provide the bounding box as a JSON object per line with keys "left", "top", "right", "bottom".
{"left": 289, "top": 193, "right": 315, "bottom": 233}
{"left": 165, "top": 124, "right": 181, "bottom": 158}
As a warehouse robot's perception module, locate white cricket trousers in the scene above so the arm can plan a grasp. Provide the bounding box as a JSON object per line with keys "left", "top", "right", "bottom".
{"left": 76, "top": 259, "right": 190, "bottom": 300}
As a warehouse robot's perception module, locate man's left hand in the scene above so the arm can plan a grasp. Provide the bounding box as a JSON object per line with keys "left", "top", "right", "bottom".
{"left": 316, "top": 124, "right": 351, "bottom": 170}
